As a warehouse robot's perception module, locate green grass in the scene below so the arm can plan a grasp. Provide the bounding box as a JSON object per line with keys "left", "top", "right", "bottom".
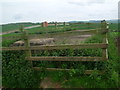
{"left": 2, "top": 23, "right": 120, "bottom": 88}
{"left": 109, "top": 23, "right": 118, "bottom": 31}
{"left": 42, "top": 32, "right": 120, "bottom": 88}
{"left": 25, "top": 23, "right": 100, "bottom": 34}
{"left": 31, "top": 32, "right": 103, "bottom": 70}
{"left": 1, "top": 22, "right": 40, "bottom": 32}
{"left": 2, "top": 33, "right": 22, "bottom": 47}
{"left": 1, "top": 23, "right": 101, "bottom": 47}
{"left": 1, "top": 22, "right": 118, "bottom": 34}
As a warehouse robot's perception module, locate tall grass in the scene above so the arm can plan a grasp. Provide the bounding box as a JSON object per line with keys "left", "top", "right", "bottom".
{"left": 39, "top": 32, "right": 120, "bottom": 88}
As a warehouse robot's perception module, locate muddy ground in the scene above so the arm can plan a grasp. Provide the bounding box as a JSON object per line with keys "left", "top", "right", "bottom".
{"left": 3, "top": 29, "right": 94, "bottom": 47}
{"left": 40, "top": 77, "right": 62, "bottom": 88}
{"left": 12, "top": 34, "right": 92, "bottom": 46}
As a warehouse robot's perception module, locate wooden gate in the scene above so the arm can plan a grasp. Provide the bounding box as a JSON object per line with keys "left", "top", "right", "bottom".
{"left": 2, "top": 20, "right": 109, "bottom": 74}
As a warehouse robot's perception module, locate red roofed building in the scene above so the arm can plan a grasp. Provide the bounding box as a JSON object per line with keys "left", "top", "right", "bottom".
{"left": 42, "top": 21, "right": 48, "bottom": 27}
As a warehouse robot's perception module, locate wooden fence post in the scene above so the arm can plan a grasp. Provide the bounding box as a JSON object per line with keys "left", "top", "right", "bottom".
{"left": 24, "top": 32, "right": 31, "bottom": 57}
{"left": 19, "top": 26, "right": 32, "bottom": 67}
{"left": 101, "top": 20, "right": 108, "bottom": 60}
{"left": 63, "top": 22, "right": 66, "bottom": 27}
{"left": 55, "top": 22, "right": 57, "bottom": 28}
{"left": 87, "top": 23, "right": 90, "bottom": 29}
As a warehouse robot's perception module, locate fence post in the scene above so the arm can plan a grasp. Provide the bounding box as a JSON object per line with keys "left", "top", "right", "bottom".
{"left": 87, "top": 23, "right": 90, "bottom": 29}
{"left": 25, "top": 32, "right": 31, "bottom": 57}
{"left": 19, "top": 25, "right": 32, "bottom": 66}
{"left": 55, "top": 22, "right": 57, "bottom": 28}
{"left": 101, "top": 20, "right": 108, "bottom": 60}
{"left": 63, "top": 22, "right": 66, "bottom": 27}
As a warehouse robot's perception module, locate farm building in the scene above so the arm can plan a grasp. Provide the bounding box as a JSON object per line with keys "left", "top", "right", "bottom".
{"left": 42, "top": 21, "right": 48, "bottom": 27}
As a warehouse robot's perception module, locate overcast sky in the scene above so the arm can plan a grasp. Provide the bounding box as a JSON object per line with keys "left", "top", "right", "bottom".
{"left": 0, "top": 0, "right": 119, "bottom": 24}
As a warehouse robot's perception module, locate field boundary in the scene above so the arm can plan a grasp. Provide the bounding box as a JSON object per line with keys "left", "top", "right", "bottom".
{"left": 2, "top": 20, "right": 109, "bottom": 74}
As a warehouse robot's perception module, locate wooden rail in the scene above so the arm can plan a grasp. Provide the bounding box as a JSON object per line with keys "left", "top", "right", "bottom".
{"left": 26, "top": 56, "right": 102, "bottom": 61}
{"left": 2, "top": 43, "right": 108, "bottom": 51}
{"left": 33, "top": 67, "right": 104, "bottom": 74}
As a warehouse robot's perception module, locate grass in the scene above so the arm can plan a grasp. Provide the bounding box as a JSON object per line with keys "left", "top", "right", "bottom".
{"left": 42, "top": 31, "right": 120, "bottom": 88}
{"left": 2, "top": 23, "right": 120, "bottom": 88}
{"left": 1, "top": 22, "right": 40, "bottom": 32}
{"left": 1, "top": 23, "right": 100, "bottom": 46}
{"left": 1, "top": 22, "right": 118, "bottom": 34}
{"left": 2, "top": 33, "right": 22, "bottom": 47}
{"left": 62, "top": 76, "right": 109, "bottom": 88}
{"left": 109, "top": 23, "right": 118, "bottom": 31}
{"left": 31, "top": 32, "right": 103, "bottom": 70}
{"left": 26, "top": 23, "right": 100, "bottom": 34}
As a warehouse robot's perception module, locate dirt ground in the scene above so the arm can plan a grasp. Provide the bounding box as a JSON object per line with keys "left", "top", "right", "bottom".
{"left": 54, "top": 34, "right": 92, "bottom": 45}
{"left": 12, "top": 38, "right": 55, "bottom": 46}
{"left": 12, "top": 34, "right": 92, "bottom": 46}
{"left": 40, "top": 77, "right": 62, "bottom": 88}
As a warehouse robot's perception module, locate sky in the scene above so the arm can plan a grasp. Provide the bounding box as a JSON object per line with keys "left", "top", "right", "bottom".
{"left": 0, "top": 0, "right": 119, "bottom": 24}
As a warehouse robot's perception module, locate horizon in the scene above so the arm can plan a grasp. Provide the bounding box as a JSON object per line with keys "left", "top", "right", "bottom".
{"left": 0, "top": 18, "right": 118, "bottom": 25}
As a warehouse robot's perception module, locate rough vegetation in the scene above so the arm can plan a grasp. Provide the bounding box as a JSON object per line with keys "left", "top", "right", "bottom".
{"left": 2, "top": 23, "right": 120, "bottom": 88}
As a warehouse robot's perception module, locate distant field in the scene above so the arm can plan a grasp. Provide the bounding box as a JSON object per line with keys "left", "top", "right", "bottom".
{"left": 25, "top": 23, "right": 101, "bottom": 34}
{"left": 1, "top": 23, "right": 118, "bottom": 40}
{"left": 1, "top": 22, "right": 118, "bottom": 34}
{"left": 1, "top": 22, "right": 40, "bottom": 32}
{"left": 1, "top": 23, "right": 118, "bottom": 49}
{"left": 24, "top": 23, "right": 119, "bottom": 34}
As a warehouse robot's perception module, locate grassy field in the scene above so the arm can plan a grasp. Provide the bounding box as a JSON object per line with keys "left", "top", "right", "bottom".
{"left": 25, "top": 23, "right": 100, "bottom": 34}
{"left": 2, "top": 22, "right": 120, "bottom": 88}
{"left": 1, "top": 22, "right": 40, "bottom": 32}
{"left": 1, "top": 23, "right": 98, "bottom": 47}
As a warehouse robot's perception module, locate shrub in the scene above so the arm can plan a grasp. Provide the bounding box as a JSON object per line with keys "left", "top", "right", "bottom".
{"left": 2, "top": 51, "right": 44, "bottom": 88}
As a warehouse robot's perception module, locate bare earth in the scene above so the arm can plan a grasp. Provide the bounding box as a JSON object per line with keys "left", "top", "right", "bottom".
{"left": 12, "top": 38, "right": 55, "bottom": 46}
{"left": 12, "top": 34, "right": 92, "bottom": 46}
{"left": 40, "top": 77, "right": 62, "bottom": 88}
